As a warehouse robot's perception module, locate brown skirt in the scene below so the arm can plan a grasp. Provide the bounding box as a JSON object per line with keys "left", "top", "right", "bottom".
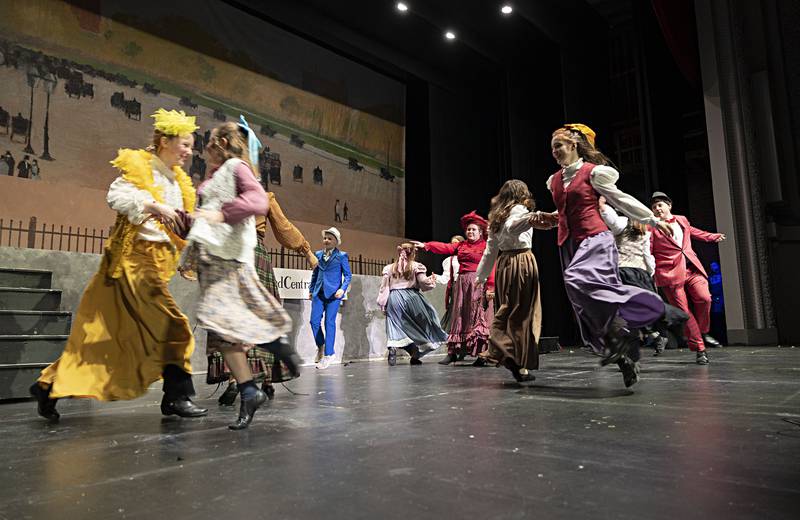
{"left": 482, "top": 249, "right": 541, "bottom": 370}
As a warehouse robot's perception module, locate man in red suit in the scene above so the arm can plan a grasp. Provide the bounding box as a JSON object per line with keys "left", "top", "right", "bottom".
{"left": 649, "top": 192, "right": 726, "bottom": 364}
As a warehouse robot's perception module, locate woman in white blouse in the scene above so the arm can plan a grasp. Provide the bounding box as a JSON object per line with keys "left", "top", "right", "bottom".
{"left": 477, "top": 180, "right": 550, "bottom": 383}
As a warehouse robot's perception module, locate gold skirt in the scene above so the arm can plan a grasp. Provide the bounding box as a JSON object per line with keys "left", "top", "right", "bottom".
{"left": 39, "top": 241, "right": 194, "bottom": 400}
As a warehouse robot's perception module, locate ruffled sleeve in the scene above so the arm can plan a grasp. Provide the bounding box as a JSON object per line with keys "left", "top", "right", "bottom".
{"left": 414, "top": 262, "right": 436, "bottom": 291}
{"left": 376, "top": 264, "right": 392, "bottom": 310}
{"left": 106, "top": 176, "right": 155, "bottom": 225}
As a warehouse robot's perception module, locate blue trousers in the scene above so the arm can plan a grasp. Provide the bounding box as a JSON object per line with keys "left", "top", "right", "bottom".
{"left": 310, "top": 294, "right": 341, "bottom": 356}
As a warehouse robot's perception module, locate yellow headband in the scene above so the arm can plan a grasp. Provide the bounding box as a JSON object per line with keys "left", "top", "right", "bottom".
{"left": 562, "top": 123, "right": 596, "bottom": 147}
{"left": 151, "top": 108, "right": 198, "bottom": 136}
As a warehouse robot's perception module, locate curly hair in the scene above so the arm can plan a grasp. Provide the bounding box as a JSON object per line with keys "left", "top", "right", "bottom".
{"left": 488, "top": 179, "right": 536, "bottom": 235}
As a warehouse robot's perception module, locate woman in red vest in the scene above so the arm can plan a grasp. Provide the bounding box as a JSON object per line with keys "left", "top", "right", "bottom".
{"left": 412, "top": 212, "right": 495, "bottom": 365}
{"left": 536, "top": 124, "right": 673, "bottom": 387}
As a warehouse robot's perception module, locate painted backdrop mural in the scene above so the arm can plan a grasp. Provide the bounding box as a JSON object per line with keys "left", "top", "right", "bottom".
{"left": 0, "top": 0, "right": 406, "bottom": 245}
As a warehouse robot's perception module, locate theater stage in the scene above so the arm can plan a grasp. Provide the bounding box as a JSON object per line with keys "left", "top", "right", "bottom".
{"left": 1, "top": 347, "right": 799, "bottom": 519}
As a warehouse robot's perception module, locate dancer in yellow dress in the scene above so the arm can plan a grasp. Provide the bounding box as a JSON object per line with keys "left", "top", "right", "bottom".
{"left": 30, "top": 109, "right": 207, "bottom": 421}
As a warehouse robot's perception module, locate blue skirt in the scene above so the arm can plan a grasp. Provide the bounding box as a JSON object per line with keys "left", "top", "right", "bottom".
{"left": 385, "top": 289, "right": 448, "bottom": 356}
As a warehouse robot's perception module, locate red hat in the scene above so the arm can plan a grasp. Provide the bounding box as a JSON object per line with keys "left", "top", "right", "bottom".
{"left": 460, "top": 210, "right": 488, "bottom": 234}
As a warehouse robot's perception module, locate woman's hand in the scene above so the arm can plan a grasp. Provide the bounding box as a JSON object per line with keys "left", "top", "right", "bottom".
{"left": 144, "top": 201, "right": 178, "bottom": 226}
{"left": 193, "top": 208, "right": 225, "bottom": 224}
{"left": 598, "top": 195, "right": 607, "bottom": 211}
{"left": 486, "top": 289, "right": 495, "bottom": 301}
{"left": 656, "top": 221, "right": 673, "bottom": 236}
{"left": 334, "top": 289, "right": 345, "bottom": 299}
{"left": 409, "top": 240, "right": 425, "bottom": 249}
{"left": 716, "top": 234, "right": 726, "bottom": 242}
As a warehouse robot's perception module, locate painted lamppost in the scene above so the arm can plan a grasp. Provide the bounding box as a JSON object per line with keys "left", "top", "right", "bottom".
{"left": 39, "top": 72, "right": 56, "bottom": 161}
{"left": 23, "top": 62, "right": 38, "bottom": 155}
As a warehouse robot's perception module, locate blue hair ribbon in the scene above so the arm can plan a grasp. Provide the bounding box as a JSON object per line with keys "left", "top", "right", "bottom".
{"left": 237, "top": 115, "right": 262, "bottom": 171}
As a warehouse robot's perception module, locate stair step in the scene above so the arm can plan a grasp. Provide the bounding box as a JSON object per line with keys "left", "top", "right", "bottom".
{"left": 0, "top": 287, "right": 62, "bottom": 311}
{"left": 0, "top": 268, "right": 52, "bottom": 289}
{"left": 0, "top": 334, "right": 67, "bottom": 364}
{"left": 0, "top": 365, "right": 48, "bottom": 400}
{"left": 0, "top": 310, "right": 71, "bottom": 335}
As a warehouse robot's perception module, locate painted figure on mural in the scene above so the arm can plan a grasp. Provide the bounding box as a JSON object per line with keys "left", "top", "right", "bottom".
{"left": 17, "top": 155, "right": 30, "bottom": 178}
{"left": 334, "top": 199, "right": 342, "bottom": 223}
{"left": 0, "top": 151, "right": 13, "bottom": 176}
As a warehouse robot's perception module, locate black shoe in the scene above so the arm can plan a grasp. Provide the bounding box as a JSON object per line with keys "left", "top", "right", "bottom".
{"left": 505, "top": 360, "right": 535, "bottom": 383}
{"left": 260, "top": 337, "right": 302, "bottom": 378}
{"left": 438, "top": 353, "right": 457, "bottom": 365}
{"left": 601, "top": 318, "right": 635, "bottom": 367}
{"left": 30, "top": 383, "right": 59, "bottom": 422}
{"left": 161, "top": 396, "right": 208, "bottom": 417}
{"left": 456, "top": 351, "right": 467, "bottom": 361}
{"left": 653, "top": 336, "right": 667, "bottom": 356}
{"left": 696, "top": 350, "right": 709, "bottom": 365}
{"left": 472, "top": 357, "right": 487, "bottom": 367}
{"left": 229, "top": 389, "right": 267, "bottom": 430}
{"left": 218, "top": 382, "right": 238, "bottom": 406}
{"left": 262, "top": 383, "right": 276, "bottom": 400}
{"left": 618, "top": 358, "right": 640, "bottom": 388}
{"left": 410, "top": 357, "right": 422, "bottom": 366}
{"left": 703, "top": 334, "right": 723, "bottom": 348}
{"left": 388, "top": 347, "right": 397, "bottom": 366}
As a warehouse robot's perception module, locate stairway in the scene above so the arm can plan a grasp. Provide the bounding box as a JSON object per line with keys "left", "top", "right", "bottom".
{"left": 0, "top": 268, "right": 70, "bottom": 400}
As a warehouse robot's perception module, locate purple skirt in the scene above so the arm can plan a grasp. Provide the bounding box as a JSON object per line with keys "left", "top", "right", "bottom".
{"left": 559, "top": 231, "right": 664, "bottom": 353}
{"left": 447, "top": 271, "right": 493, "bottom": 356}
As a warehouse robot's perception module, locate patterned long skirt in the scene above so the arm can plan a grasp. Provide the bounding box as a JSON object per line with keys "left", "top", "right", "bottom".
{"left": 254, "top": 237, "right": 281, "bottom": 300}
{"left": 446, "top": 271, "right": 493, "bottom": 356}
{"left": 385, "top": 288, "right": 448, "bottom": 356}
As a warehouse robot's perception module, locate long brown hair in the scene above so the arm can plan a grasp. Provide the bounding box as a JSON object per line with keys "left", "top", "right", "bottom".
{"left": 391, "top": 242, "right": 417, "bottom": 280}
{"left": 488, "top": 180, "right": 536, "bottom": 234}
{"left": 552, "top": 127, "right": 614, "bottom": 167}
{"left": 208, "top": 122, "right": 256, "bottom": 174}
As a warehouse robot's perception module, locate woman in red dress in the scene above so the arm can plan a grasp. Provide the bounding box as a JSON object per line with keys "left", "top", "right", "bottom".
{"left": 412, "top": 211, "right": 495, "bottom": 365}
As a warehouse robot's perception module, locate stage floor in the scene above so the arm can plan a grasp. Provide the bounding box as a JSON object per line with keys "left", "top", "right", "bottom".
{"left": 2, "top": 347, "right": 799, "bottom": 519}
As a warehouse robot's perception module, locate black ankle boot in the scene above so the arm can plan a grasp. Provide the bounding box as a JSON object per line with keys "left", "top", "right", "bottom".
{"left": 504, "top": 359, "right": 535, "bottom": 383}
{"left": 262, "top": 383, "right": 276, "bottom": 400}
{"left": 218, "top": 382, "right": 238, "bottom": 406}
{"left": 229, "top": 389, "right": 267, "bottom": 430}
{"left": 30, "top": 383, "right": 59, "bottom": 422}
{"left": 617, "top": 357, "right": 640, "bottom": 388}
{"left": 161, "top": 396, "right": 208, "bottom": 417}
{"left": 438, "top": 353, "right": 457, "bottom": 365}
{"left": 260, "top": 337, "right": 301, "bottom": 378}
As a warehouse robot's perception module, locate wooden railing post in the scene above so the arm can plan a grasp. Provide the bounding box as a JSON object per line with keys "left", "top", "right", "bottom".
{"left": 27, "top": 217, "right": 37, "bottom": 248}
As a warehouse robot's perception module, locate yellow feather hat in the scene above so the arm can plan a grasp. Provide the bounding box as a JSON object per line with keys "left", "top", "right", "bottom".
{"left": 151, "top": 108, "right": 199, "bottom": 136}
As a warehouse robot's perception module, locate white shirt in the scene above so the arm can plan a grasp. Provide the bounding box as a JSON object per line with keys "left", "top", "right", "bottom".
{"left": 669, "top": 220, "right": 684, "bottom": 246}
{"left": 546, "top": 159, "right": 660, "bottom": 227}
{"left": 437, "top": 255, "right": 460, "bottom": 286}
{"left": 106, "top": 158, "right": 184, "bottom": 243}
{"left": 476, "top": 204, "right": 533, "bottom": 284}
{"left": 599, "top": 205, "right": 655, "bottom": 275}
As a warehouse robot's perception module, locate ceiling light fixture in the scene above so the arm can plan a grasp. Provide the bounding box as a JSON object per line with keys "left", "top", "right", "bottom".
{"left": 444, "top": 30, "right": 456, "bottom": 41}
{"left": 501, "top": 5, "right": 513, "bottom": 15}
{"left": 396, "top": 2, "right": 409, "bottom": 12}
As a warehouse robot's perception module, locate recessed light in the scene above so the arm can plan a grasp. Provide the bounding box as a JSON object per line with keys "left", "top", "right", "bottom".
{"left": 396, "top": 2, "right": 409, "bottom": 12}
{"left": 444, "top": 30, "right": 456, "bottom": 40}
{"left": 501, "top": 5, "right": 513, "bottom": 15}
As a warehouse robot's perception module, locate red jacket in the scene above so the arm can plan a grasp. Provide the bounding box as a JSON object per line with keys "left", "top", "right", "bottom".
{"left": 425, "top": 239, "right": 495, "bottom": 290}
{"left": 649, "top": 215, "right": 722, "bottom": 287}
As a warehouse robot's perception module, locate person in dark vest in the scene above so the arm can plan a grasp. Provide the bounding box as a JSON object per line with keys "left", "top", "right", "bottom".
{"left": 17, "top": 154, "right": 31, "bottom": 178}
{"left": 536, "top": 124, "right": 674, "bottom": 388}
{"left": 0, "top": 151, "right": 13, "bottom": 176}
{"left": 650, "top": 191, "right": 726, "bottom": 364}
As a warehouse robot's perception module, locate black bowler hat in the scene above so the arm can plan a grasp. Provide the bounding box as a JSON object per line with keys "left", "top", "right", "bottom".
{"left": 650, "top": 191, "right": 672, "bottom": 205}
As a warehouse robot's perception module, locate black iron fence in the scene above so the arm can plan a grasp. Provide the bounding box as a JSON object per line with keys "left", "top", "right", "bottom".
{"left": 0, "top": 217, "right": 391, "bottom": 275}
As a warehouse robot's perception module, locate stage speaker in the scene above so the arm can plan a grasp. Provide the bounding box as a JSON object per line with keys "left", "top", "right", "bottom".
{"left": 540, "top": 336, "right": 561, "bottom": 354}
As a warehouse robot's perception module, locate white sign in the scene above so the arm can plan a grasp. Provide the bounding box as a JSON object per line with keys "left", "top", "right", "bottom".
{"left": 273, "top": 268, "right": 349, "bottom": 300}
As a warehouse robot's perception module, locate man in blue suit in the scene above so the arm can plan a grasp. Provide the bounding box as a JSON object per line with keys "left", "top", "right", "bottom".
{"left": 309, "top": 227, "right": 352, "bottom": 369}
